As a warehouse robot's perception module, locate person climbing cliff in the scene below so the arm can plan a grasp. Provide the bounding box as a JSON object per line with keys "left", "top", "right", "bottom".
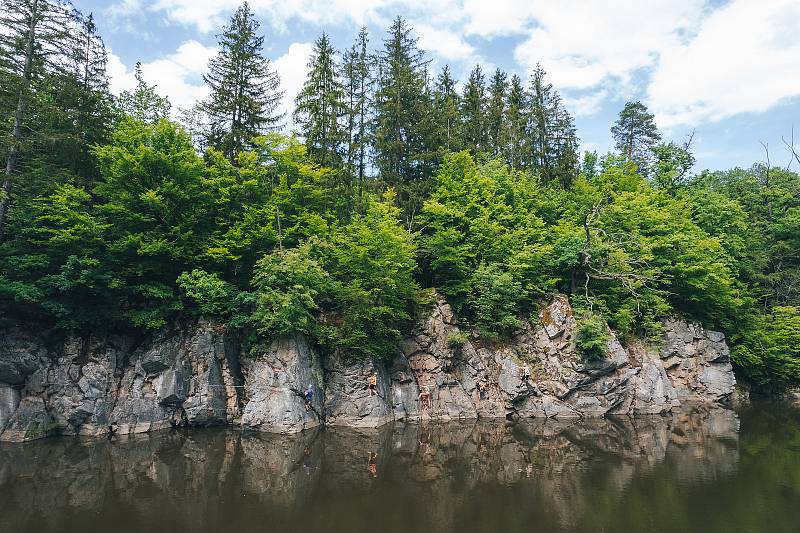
{"left": 368, "top": 372, "right": 378, "bottom": 397}
{"left": 419, "top": 385, "right": 432, "bottom": 410}
{"left": 304, "top": 385, "right": 314, "bottom": 411}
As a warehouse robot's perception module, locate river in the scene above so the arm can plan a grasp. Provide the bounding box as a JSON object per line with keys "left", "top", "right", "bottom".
{"left": 1, "top": 404, "right": 799, "bottom": 532}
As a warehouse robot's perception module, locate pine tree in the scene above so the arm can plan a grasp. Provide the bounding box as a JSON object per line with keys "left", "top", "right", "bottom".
{"left": 461, "top": 64, "right": 487, "bottom": 154}
{"left": 611, "top": 100, "right": 661, "bottom": 173}
{"left": 50, "top": 11, "right": 112, "bottom": 181}
{"left": 294, "top": 33, "right": 347, "bottom": 168}
{"left": 432, "top": 65, "right": 461, "bottom": 153}
{"left": 525, "top": 64, "right": 554, "bottom": 177}
{"left": 199, "top": 2, "right": 283, "bottom": 162}
{"left": 0, "top": 0, "right": 79, "bottom": 240}
{"left": 118, "top": 62, "right": 171, "bottom": 123}
{"left": 504, "top": 74, "right": 526, "bottom": 170}
{"left": 486, "top": 68, "right": 507, "bottom": 158}
{"left": 373, "top": 17, "right": 433, "bottom": 224}
{"left": 549, "top": 93, "right": 579, "bottom": 188}
{"left": 341, "top": 27, "right": 372, "bottom": 192}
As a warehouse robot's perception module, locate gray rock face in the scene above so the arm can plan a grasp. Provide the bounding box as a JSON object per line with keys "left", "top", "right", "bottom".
{"left": 0, "top": 382, "right": 21, "bottom": 432}
{"left": 0, "top": 294, "right": 738, "bottom": 441}
{"left": 660, "top": 317, "right": 736, "bottom": 403}
{"left": 240, "top": 335, "right": 322, "bottom": 433}
{"left": 324, "top": 352, "right": 394, "bottom": 427}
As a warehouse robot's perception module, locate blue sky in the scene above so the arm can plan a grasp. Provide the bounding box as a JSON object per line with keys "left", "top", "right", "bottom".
{"left": 76, "top": 0, "right": 800, "bottom": 171}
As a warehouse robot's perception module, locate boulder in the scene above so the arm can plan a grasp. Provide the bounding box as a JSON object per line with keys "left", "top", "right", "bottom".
{"left": 324, "top": 351, "right": 394, "bottom": 428}
{"left": 0, "top": 397, "right": 57, "bottom": 442}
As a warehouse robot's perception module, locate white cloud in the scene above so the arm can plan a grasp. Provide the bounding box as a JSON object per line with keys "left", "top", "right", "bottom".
{"left": 513, "top": 0, "right": 706, "bottom": 90}
{"left": 272, "top": 42, "right": 314, "bottom": 130}
{"left": 648, "top": 0, "right": 800, "bottom": 127}
{"left": 415, "top": 24, "right": 475, "bottom": 62}
{"left": 107, "top": 40, "right": 217, "bottom": 112}
{"left": 563, "top": 90, "right": 609, "bottom": 118}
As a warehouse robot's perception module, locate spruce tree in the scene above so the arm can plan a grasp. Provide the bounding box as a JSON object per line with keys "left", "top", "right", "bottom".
{"left": 199, "top": 2, "right": 283, "bottom": 162}
{"left": 433, "top": 65, "right": 461, "bottom": 153}
{"left": 504, "top": 74, "right": 526, "bottom": 170}
{"left": 341, "top": 27, "right": 372, "bottom": 191}
{"left": 0, "top": 0, "right": 79, "bottom": 240}
{"left": 118, "top": 62, "right": 171, "bottom": 123}
{"left": 373, "top": 17, "right": 432, "bottom": 223}
{"left": 486, "top": 68, "right": 507, "bottom": 158}
{"left": 549, "top": 93, "right": 579, "bottom": 188}
{"left": 294, "top": 33, "right": 347, "bottom": 168}
{"left": 525, "top": 64, "right": 555, "bottom": 177}
{"left": 461, "top": 64, "right": 487, "bottom": 154}
{"left": 611, "top": 100, "right": 661, "bottom": 172}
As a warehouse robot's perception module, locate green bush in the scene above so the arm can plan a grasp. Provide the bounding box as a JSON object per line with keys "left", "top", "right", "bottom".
{"left": 575, "top": 313, "right": 610, "bottom": 362}
{"left": 446, "top": 330, "right": 470, "bottom": 349}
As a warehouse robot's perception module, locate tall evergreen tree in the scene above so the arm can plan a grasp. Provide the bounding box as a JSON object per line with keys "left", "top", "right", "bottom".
{"left": 523, "top": 64, "right": 578, "bottom": 185}
{"left": 294, "top": 33, "right": 347, "bottom": 168}
{"left": 372, "top": 17, "right": 432, "bottom": 224}
{"left": 0, "top": 0, "right": 79, "bottom": 240}
{"left": 199, "top": 2, "right": 283, "bottom": 162}
{"left": 461, "top": 64, "right": 487, "bottom": 154}
{"left": 118, "top": 62, "right": 171, "bottom": 123}
{"left": 525, "top": 64, "right": 554, "bottom": 177}
{"left": 486, "top": 68, "right": 507, "bottom": 158}
{"left": 611, "top": 100, "right": 661, "bottom": 172}
{"left": 549, "top": 93, "right": 579, "bottom": 188}
{"left": 341, "top": 27, "right": 372, "bottom": 192}
{"left": 432, "top": 65, "right": 461, "bottom": 153}
{"left": 504, "top": 74, "right": 526, "bottom": 170}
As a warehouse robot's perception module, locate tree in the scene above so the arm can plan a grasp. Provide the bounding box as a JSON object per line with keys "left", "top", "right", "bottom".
{"left": 486, "top": 69, "right": 507, "bottom": 158}
{"left": 341, "top": 27, "right": 372, "bottom": 194}
{"left": 0, "top": 0, "right": 78, "bottom": 240}
{"left": 611, "top": 101, "right": 661, "bottom": 173}
{"left": 372, "top": 17, "right": 433, "bottom": 224}
{"left": 461, "top": 64, "right": 487, "bottom": 155}
{"left": 432, "top": 65, "right": 461, "bottom": 153}
{"left": 504, "top": 74, "right": 526, "bottom": 169}
{"left": 294, "top": 33, "right": 347, "bottom": 168}
{"left": 118, "top": 62, "right": 171, "bottom": 123}
{"left": 199, "top": 2, "right": 283, "bottom": 161}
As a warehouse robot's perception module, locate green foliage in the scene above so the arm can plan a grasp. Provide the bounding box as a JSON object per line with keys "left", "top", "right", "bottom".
{"left": 575, "top": 313, "right": 610, "bottom": 362}
{"left": 446, "top": 330, "right": 470, "bottom": 349}
{"left": 177, "top": 269, "right": 239, "bottom": 316}
{"left": 251, "top": 242, "right": 329, "bottom": 337}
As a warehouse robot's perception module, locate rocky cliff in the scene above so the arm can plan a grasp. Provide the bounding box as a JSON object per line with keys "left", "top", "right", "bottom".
{"left": 0, "top": 295, "right": 736, "bottom": 442}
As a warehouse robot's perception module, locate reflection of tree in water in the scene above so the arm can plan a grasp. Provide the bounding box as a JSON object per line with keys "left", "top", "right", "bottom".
{"left": 4, "top": 406, "right": 793, "bottom": 533}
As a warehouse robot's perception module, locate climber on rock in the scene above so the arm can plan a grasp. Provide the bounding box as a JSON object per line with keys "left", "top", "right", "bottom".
{"left": 476, "top": 378, "right": 488, "bottom": 403}
{"left": 368, "top": 372, "right": 378, "bottom": 397}
{"left": 419, "top": 385, "right": 432, "bottom": 410}
{"left": 521, "top": 362, "right": 531, "bottom": 382}
{"left": 304, "top": 385, "right": 314, "bottom": 411}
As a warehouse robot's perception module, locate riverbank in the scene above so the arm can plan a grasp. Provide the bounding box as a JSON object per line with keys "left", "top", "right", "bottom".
{"left": 0, "top": 294, "right": 738, "bottom": 442}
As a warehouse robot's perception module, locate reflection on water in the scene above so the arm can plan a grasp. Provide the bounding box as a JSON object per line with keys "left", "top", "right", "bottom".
{"left": 1, "top": 404, "right": 799, "bottom": 533}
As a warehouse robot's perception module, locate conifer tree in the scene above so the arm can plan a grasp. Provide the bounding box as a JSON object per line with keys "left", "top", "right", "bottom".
{"left": 373, "top": 17, "right": 432, "bottom": 223}
{"left": 504, "top": 74, "right": 526, "bottom": 170}
{"left": 341, "top": 27, "right": 372, "bottom": 190}
{"left": 525, "top": 64, "right": 554, "bottom": 176}
{"left": 118, "top": 62, "right": 171, "bottom": 123}
{"left": 461, "top": 64, "right": 487, "bottom": 154}
{"left": 294, "top": 33, "right": 347, "bottom": 168}
{"left": 486, "top": 68, "right": 507, "bottom": 158}
{"left": 611, "top": 100, "right": 661, "bottom": 172}
{"left": 199, "top": 2, "right": 283, "bottom": 162}
{"left": 0, "top": 0, "right": 80, "bottom": 240}
{"left": 433, "top": 65, "right": 461, "bottom": 153}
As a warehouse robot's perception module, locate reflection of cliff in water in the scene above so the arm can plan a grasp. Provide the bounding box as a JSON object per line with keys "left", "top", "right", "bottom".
{"left": 0, "top": 406, "right": 739, "bottom": 533}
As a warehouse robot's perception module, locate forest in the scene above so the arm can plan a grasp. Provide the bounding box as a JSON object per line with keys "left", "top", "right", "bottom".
{"left": 1, "top": 1, "right": 798, "bottom": 393}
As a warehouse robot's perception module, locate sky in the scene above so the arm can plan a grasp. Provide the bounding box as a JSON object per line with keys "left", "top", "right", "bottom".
{"left": 75, "top": 0, "right": 800, "bottom": 171}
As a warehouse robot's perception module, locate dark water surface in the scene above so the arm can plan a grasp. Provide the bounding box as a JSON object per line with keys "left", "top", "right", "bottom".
{"left": 2, "top": 404, "right": 800, "bottom": 533}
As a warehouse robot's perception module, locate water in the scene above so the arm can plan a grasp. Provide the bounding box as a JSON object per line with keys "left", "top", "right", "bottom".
{"left": 1, "top": 404, "right": 799, "bottom": 533}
